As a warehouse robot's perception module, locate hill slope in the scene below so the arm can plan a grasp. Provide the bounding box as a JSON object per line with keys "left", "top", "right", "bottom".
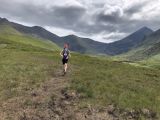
{"left": 0, "top": 19, "right": 60, "bottom": 51}
{"left": 0, "top": 27, "right": 160, "bottom": 119}
{"left": 122, "top": 29, "right": 160, "bottom": 60}
{"left": 105, "top": 27, "right": 153, "bottom": 55}
{"left": 61, "top": 35, "right": 106, "bottom": 54}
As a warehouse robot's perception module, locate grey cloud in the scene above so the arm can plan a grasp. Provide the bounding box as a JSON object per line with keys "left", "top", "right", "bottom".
{"left": 51, "top": 6, "right": 86, "bottom": 26}
{"left": 0, "top": 1, "right": 86, "bottom": 29}
{"left": 95, "top": 6, "right": 123, "bottom": 24}
{"left": 125, "top": 1, "right": 151, "bottom": 15}
{"left": 96, "top": 14, "right": 123, "bottom": 24}
{"left": 103, "top": 34, "right": 124, "bottom": 41}
{"left": 125, "top": 5, "right": 143, "bottom": 15}
{"left": 0, "top": 0, "right": 160, "bottom": 43}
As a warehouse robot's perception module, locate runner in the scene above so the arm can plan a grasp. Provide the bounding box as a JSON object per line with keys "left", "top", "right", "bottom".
{"left": 60, "top": 43, "right": 71, "bottom": 75}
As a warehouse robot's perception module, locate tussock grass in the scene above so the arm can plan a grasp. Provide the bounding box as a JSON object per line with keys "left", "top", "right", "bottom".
{"left": 0, "top": 35, "right": 61, "bottom": 101}
{"left": 70, "top": 53, "right": 160, "bottom": 116}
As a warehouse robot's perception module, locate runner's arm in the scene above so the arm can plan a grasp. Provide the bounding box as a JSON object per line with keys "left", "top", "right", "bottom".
{"left": 60, "top": 50, "right": 63, "bottom": 57}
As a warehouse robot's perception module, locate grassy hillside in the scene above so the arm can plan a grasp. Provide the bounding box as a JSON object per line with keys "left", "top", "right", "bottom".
{"left": 0, "top": 21, "right": 60, "bottom": 51}
{"left": 62, "top": 35, "right": 106, "bottom": 54}
{"left": 120, "top": 43, "right": 160, "bottom": 61}
{"left": 0, "top": 23, "right": 61, "bottom": 101}
{"left": 0, "top": 33, "right": 61, "bottom": 101}
{"left": 140, "top": 54, "right": 160, "bottom": 69}
{"left": 118, "top": 29, "right": 160, "bottom": 61}
{"left": 0, "top": 24, "right": 21, "bottom": 35}
{"left": 0, "top": 31, "right": 160, "bottom": 119}
{"left": 104, "top": 27, "right": 153, "bottom": 55}
{"left": 70, "top": 54, "right": 160, "bottom": 113}
{"left": 0, "top": 34, "right": 60, "bottom": 51}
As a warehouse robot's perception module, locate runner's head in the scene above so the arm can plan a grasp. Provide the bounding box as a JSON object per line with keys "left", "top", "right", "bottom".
{"left": 64, "top": 43, "right": 69, "bottom": 48}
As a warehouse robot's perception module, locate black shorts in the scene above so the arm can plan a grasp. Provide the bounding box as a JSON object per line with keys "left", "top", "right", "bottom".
{"left": 62, "top": 58, "right": 68, "bottom": 65}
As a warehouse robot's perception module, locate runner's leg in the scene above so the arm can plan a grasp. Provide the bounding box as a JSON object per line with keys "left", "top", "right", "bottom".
{"left": 64, "top": 63, "right": 67, "bottom": 72}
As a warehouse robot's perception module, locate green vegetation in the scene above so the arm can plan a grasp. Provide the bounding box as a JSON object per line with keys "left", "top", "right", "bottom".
{"left": 140, "top": 54, "right": 160, "bottom": 69}
{"left": 70, "top": 54, "right": 160, "bottom": 116}
{"left": 7, "top": 34, "right": 59, "bottom": 51}
{"left": 117, "top": 29, "right": 160, "bottom": 61}
{"left": 0, "top": 25, "right": 160, "bottom": 118}
{"left": 0, "top": 34, "right": 61, "bottom": 101}
{"left": 0, "top": 24, "right": 21, "bottom": 35}
{"left": 0, "top": 24, "right": 60, "bottom": 51}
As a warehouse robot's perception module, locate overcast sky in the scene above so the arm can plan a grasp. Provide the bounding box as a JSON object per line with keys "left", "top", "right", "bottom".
{"left": 0, "top": 0, "right": 160, "bottom": 43}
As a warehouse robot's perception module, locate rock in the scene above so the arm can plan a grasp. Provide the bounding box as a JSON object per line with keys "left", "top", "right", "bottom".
{"left": 61, "top": 89, "right": 67, "bottom": 95}
{"left": 54, "top": 107, "right": 63, "bottom": 115}
{"left": 43, "top": 85, "right": 48, "bottom": 92}
{"left": 71, "top": 92, "right": 77, "bottom": 98}
{"left": 87, "top": 109, "right": 92, "bottom": 115}
{"left": 87, "top": 104, "right": 94, "bottom": 115}
{"left": 63, "top": 92, "right": 71, "bottom": 99}
{"left": 31, "top": 91, "right": 37, "bottom": 97}
{"left": 141, "top": 109, "right": 157, "bottom": 118}
{"left": 107, "top": 105, "right": 115, "bottom": 114}
{"left": 19, "top": 112, "right": 27, "bottom": 120}
{"left": 62, "top": 91, "right": 77, "bottom": 100}
{"left": 128, "top": 114, "right": 133, "bottom": 119}
{"left": 141, "top": 108, "right": 150, "bottom": 116}
{"left": 150, "top": 111, "right": 157, "bottom": 118}
{"left": 63, "top": 101, "right": 71, "bottom": 105}
{"left": 129, "top": 110, "right": 137, "bottom": 118}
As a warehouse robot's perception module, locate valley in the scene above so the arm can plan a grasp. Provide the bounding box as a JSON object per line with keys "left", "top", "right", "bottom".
{"left": 0, "top": 17, "right": 160, "bottom": 119}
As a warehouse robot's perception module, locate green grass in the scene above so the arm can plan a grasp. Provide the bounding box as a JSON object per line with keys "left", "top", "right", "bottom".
{"left": 70, "top": 53, "right": 160, "bottom": 116}
{"left": 0, "top": 24, "right": 21, "bottom": 35}
{"left": 0, "top": 33, "right": 61, "bottom": 101}
{"left": 0, "top": 24, "right": 60, "bottom": 51}
{"left": 0, "top": 50, "right": 61, "bottom": 99}
{"left": 0, "top": 29, "right": 160, "bottom": 118}
{"left": 140, "top": 54, "right": 160, "bottom": 69}
{"left": 0, "top": 34, "right": 60, "bottom": 51}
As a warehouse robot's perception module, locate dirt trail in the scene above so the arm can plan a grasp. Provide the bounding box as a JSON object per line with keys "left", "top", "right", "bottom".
{"left": 0, "top": 67, "right": 116, "bottom": 120}
{"left": 1, "top": 67, "right": 153, "bottom": 120}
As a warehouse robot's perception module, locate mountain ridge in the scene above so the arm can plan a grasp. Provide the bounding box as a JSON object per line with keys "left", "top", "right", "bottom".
{"left": 124, "top": 28, "right": 160, "bottom": 60}
{"left": 0, "top": 17, "right": 155, "bottom": 55}
{"left": 104, "top": 27, "right": 153, "bottom": 55}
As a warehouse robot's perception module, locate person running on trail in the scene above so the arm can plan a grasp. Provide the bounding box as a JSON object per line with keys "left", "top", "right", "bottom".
{"left": 60, "top": 43, "right": 71, "bottom": 74}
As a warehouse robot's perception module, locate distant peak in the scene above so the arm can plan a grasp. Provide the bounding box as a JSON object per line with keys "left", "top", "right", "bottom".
{"left": 139, "top": 26, "right": 153, "bottom": 32}
{"left": 68, "top": 34, "right": 76, "bottom": 36}
{"left": 0, "top": 17, "right": 9, "bottom": 23}
{"left": 32, "top": 26, "right": 44, "bottom": 30}
{"left": 32, "top": 26, "right": 42, "bottom": 29}
{"left": 65, "top": 34, "right": 78, "bottom": 38}
{"left": 141, "top": 26, "right": 148, "bottom": 29}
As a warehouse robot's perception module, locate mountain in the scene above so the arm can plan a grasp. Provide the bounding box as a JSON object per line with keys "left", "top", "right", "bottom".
{"left": 0, "top": 17, "right": 154, "bottom": 55}
{"left": 13, "top": 26, "right": 107, "bottom": 54}
{"left": 105, "top": 27, "right": 153, "bottom": 55}
{"left": 123, "top": 29, "right": 160, "bottom": 60}
{"left": 61, "top": 35, "right": 106, "bottom": 54}
{"left": 0, "top": 18, "right": 60, "bottom": 51}
{"left": 0, "top": 17, "right": 107, "bottom": 54}
{"left": 141, "top": 29, "right": 160, "bottom": 56}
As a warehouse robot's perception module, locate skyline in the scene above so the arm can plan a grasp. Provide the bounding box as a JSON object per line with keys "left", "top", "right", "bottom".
{"left": 0, "top": 0, "right": 160, "bottom": 43}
